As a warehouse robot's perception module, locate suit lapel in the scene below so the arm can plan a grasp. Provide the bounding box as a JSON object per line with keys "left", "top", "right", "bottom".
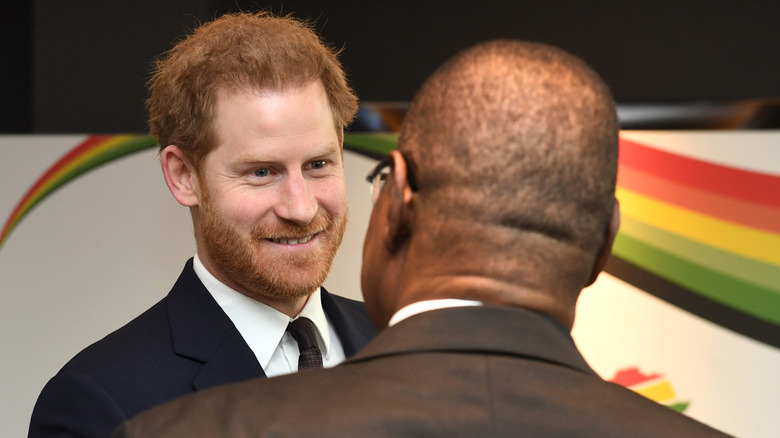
{"left": 320, "top": 287, "right": 377, "bottom": 357}
{"left": 346, "top": 306, "right": 597, "bottom": 376}
{"left": 166, "top": 259, "right": 265, "bottom": 391}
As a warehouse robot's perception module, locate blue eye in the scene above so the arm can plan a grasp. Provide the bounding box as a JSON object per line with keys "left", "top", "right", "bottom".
{"left": 311, "top": 160, "right": 326, "bottom": 170}
{"left": 254, "top": 168, "right": 270, "bottom": 177}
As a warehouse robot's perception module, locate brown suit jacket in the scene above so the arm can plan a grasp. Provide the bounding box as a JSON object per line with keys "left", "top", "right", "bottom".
{"left": 112, "top": 306, "right": 732, "bottom": 437}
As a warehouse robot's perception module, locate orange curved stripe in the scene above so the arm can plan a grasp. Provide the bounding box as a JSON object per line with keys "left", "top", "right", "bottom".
{"left": 619, "top": 139, "right": 780, "bottom": 208}
{"left": 618, "top": 166, "right": 780, "bottom": 235}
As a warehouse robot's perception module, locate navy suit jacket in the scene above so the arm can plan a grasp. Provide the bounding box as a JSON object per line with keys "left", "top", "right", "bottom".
{"left": 113, "top": 306, "right": 731, "bottom": 438}
{"left": 28, "top": 259, "right": 376, "bottom": 438}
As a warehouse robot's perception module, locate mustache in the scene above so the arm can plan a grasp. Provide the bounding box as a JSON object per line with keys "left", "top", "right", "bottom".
{"left": 250, "top": 211, "right": 333, "bottom": 241}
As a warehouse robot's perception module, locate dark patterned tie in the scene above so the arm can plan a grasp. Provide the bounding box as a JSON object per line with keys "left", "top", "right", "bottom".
{"left": 286, "top": 317, "right": 323, "bottom": 370}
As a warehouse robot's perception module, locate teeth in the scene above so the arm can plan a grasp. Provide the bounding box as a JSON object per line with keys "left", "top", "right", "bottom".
{"left": 271, "top": 235, "right": 314, "bottom": 245}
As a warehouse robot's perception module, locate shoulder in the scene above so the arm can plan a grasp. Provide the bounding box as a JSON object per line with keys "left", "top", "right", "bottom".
{"left": 30, "top": 291, "right": 205, "bottom": 419}
{"left": 58, "top": 298, "right": 172, "bottom": 376}
{"left": 29, "top": 299, "right": 176, "bottom": 438}
{"left": 511, "top": 362, "right": 732, "bottom": 437}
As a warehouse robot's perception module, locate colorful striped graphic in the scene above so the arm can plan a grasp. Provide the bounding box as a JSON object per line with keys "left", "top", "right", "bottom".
{"left": 0, "top": 135, "right": 157, "bottom": 250}
{"left": 609, "top": 367, "right": 690, "bottom": 413}
{"left": 610, "top": 139, "right": 780, "bottom": 346}
{"left": 0, "top": 133, "right": 385, "bottom": 251}
{"left": 3, "top": 133, "right": 778, "bottom": 348}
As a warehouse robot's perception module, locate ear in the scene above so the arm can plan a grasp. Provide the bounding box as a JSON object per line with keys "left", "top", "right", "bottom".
{"left": 585, "top": 198, "right": 621, "bottom": 286}
{"left": 383, "top": 150, "right": 415, "bottom": 252}
{"left": 161, "top": 145, "right": 200, "bottom": 207}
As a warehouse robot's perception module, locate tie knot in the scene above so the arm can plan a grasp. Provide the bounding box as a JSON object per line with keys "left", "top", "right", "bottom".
{"left": 286, "top": 317, "right": 323, "bottom": 370}
{"left": 287, "top": 317, "right": 319, "bottom": 350}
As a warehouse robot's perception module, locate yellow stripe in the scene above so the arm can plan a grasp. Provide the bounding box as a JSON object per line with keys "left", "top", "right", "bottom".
{"left": 617, "top": 187, "right": 780, "bottom": 267}
{"left": 633, "top": 380, "right": 676, "bottom": 403}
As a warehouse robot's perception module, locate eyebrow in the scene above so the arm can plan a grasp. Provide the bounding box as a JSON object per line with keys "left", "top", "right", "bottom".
{"left": 234, "top": 142, "right": 342, "bottom": 164}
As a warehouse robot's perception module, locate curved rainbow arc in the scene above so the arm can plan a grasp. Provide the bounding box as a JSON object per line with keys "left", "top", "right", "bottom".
{"left": 0, "top": 133, "right": 383, "bottom": 252}
{"left": 0, "top": 135, "right": 158, "bottom": 250}
{"left": 613, "top": 139, "right": 780, "bottom": 328}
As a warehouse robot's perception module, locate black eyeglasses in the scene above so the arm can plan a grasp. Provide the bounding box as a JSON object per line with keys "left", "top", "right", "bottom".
{"left": 364, "top": 152, "right": 418, "bottom": 204}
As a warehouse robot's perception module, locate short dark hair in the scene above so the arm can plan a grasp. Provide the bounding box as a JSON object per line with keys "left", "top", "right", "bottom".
{"left": 399, "top": 40, "right": 618, "bottom": 253}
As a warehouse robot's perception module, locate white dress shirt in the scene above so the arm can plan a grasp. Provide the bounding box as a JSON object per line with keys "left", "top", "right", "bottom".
{"left": 193, "top": 254, "right": 346, "bottom": 377}
{"left": 388, "top": 299, "right": 483, "bottom": 326}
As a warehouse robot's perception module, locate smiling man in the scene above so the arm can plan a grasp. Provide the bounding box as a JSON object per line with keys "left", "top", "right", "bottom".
{"left": 28, "top": 12, "right": 376, "bottom": 438}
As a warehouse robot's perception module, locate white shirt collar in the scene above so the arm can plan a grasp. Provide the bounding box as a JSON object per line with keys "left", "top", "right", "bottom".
{"left": 388, "top": 298, "right": 483, "bottom": 326}
{"left": 192, "top": 254, "right": 334, "bottom": 369}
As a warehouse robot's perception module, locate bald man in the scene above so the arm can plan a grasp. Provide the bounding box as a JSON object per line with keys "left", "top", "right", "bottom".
{"left": 112, "top": 40, "right": 731, "bottom": 438}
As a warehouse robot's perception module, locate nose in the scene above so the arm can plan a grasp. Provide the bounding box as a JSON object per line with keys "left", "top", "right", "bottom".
{"left": 274, "top": 171, "right": 317, "bottom": 225}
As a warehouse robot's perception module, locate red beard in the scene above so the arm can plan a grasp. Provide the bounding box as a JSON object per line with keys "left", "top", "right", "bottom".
{"left": 199, "top": 189, "right": 347, "bottom": 302}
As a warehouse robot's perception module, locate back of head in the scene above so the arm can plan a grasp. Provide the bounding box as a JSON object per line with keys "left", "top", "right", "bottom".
{"left": 147, "top": 11, "right": 358, "bottom": 169}
{"left": 399, "top": 40, "right": 618, "bottom": 294}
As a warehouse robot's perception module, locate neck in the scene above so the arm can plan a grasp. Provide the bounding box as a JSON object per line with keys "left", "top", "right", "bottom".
{"left": 395, "top": 273, "right": 577, "bottom": 330}
{"left": 256, "top": 295, "right": 310, "bottom": 318}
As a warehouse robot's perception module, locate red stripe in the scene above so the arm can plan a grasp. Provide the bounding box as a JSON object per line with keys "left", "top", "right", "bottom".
{"left": 1, "top": 135, "right": 111, "bottom": 241}
{"left": 608, "top": 368, "right": 662, "bottom": 387}
{"left": 619, "top": 139, "right": 780, "bottom": 208}
{"left": 618, "top": 166, "right": 780, "bottom": 234}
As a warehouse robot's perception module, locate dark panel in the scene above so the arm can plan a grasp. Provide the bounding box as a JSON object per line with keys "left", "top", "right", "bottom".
{"left": 33, "top": 0, "right": 214, "bottom": 132}
{"left": 220, "top": 0, "right": 780, "bottom": 102}
{"left": 1, "top": 2, "right": 33, "bottom": 132}
{"left": 32, "top": 0, "right": 780, "bottom": 133}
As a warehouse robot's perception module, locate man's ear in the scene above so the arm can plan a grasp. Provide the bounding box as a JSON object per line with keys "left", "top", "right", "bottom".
{"left": 383, "top": 150, "right": 414, "bottom": 252}
{"left": 161, "top": 145, "right": 200, "bottom": 207}
{"left": 586, "top": 198, "right": 621, "bottom": 286}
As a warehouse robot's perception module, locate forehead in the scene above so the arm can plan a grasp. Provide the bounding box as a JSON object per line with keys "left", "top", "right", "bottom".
{"left": 209, "top": 81, "right": 340, "bottom": 158}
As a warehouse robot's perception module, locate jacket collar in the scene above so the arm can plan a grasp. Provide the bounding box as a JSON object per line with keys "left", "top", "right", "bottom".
{"left": 165, "top": 258, "right": 376, "bottom": 391}
{"left": 345, "top": 306, "right": 596, "bottom": 376}
{"left": 166, "top": 259, "right": 265, "bottom": 390}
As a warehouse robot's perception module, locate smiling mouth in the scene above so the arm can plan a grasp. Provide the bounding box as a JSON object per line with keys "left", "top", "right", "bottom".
{"left": 267, "top": 234, "right": 316, "bottom": 245}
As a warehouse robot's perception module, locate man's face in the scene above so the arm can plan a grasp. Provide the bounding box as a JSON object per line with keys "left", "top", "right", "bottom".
{"left": 195, "top": 81, "right": 348, "bottom": 305}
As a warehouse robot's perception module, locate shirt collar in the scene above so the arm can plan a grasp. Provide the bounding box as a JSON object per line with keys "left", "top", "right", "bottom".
{"left": 192, "top": 254, "right": 333, "bottom": 367}
{"left": 388, "top": 298, "right": 483, "bottom": 326}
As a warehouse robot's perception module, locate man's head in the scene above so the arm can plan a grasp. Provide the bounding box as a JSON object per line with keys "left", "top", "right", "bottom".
{"left": 151, "top": 12, "right": 358, "bottom": 316}
{"left": 362, "top": 40, "right": 619, "bottom": 328}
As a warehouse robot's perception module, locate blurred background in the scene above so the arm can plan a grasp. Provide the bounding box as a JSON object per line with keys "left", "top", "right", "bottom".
{"left": 2, "top": 0, "right": 779, "bottom": 133}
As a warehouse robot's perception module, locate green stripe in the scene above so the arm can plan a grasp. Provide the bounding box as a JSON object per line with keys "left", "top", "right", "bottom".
{"left": 666, "top": 401, "right": 690, "bottom": 413}
{"left": 620, "top": 216, "right": 780, "bottom": 294}
{"left": 344, "top": 133, "right": 398, "bottom": 156}
{"left": 612, "top": 233, "right": 780, "bottom": 325}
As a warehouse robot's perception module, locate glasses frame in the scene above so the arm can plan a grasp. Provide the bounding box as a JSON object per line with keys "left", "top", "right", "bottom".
{"left": 365, "top": 152, "right": 418, "bottom": 204}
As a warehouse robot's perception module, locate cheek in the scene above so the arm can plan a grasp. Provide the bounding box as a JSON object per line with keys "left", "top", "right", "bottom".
{"left": 213, "top": 193, "right": 276, "bottom": 228}
{"left": 316, "top": 180, "right": 348, "bottom": 217}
